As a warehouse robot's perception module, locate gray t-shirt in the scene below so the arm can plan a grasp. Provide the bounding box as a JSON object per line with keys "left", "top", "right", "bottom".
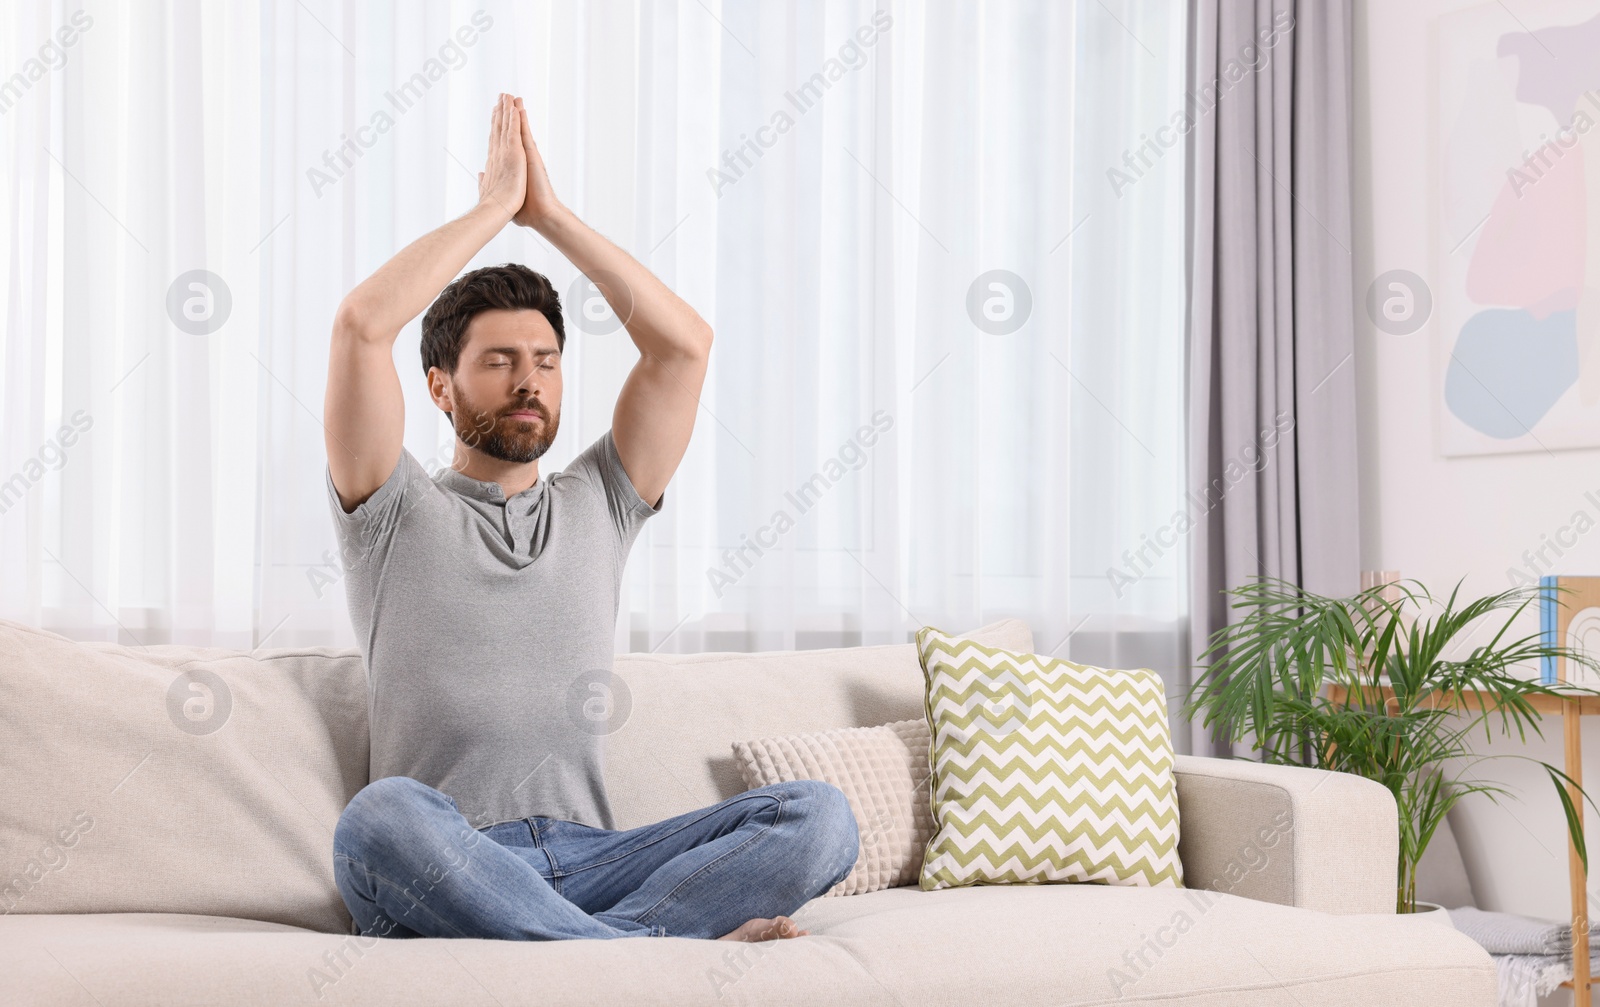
{"left": 325, "top": 429, "right": 662, "bottom": 830}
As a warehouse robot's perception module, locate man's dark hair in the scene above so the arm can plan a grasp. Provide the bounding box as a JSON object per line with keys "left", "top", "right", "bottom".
{"left": 420, "top": 263, "right": 565, "bottom": 377}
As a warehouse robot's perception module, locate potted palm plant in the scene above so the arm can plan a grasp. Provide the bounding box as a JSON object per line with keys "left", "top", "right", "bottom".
{"left": 1186, "top": 577, "right": 1599, "bottom": 914}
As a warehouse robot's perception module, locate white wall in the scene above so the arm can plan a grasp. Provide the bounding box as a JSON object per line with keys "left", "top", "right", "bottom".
{"left": 1353, "top": 0, "right": 1600, "bottom": 942}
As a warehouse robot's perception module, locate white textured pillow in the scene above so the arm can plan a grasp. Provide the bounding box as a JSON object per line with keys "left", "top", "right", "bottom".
{"left": 731, "top": 719, "right": 933, "bottom": 897}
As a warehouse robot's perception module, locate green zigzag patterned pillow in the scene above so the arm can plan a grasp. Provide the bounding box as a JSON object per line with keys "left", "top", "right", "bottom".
{"left": 916, "top": 625, "right": 1183, "bottom": 890}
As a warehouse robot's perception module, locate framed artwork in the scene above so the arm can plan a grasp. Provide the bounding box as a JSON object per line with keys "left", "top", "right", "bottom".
{"left": 1436, "top": 1, "right": 1600, "bottom": 455}
{"left": 1540, "top": 575, "right": 1600, "bottom": 685}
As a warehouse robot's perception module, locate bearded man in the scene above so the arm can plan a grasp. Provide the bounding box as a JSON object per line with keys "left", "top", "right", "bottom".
{"left": 323, "top": 93, "right": 858, "bottom": 944}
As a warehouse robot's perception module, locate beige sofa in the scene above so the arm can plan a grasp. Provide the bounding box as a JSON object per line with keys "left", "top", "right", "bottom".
{"left": 1, "top": 616, "right": 1494, "bottom": 1005}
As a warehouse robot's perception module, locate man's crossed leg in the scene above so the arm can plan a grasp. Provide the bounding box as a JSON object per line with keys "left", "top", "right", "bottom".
{"left": 332, "top": 776, "right": 859, "bottom": 942}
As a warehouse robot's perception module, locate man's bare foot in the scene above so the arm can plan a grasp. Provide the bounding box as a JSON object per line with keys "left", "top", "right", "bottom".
{"left": 716, "top": 915, "right": 810, "bottom": 941}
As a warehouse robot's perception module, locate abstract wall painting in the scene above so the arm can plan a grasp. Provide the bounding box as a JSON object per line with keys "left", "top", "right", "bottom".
{"left": 1437, "top": 1, "right": 1600, "bottom": 455}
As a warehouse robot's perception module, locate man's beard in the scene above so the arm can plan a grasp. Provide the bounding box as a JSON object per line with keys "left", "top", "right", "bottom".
{"left": 452, "top": 392, "right": 559, "bottom": 464}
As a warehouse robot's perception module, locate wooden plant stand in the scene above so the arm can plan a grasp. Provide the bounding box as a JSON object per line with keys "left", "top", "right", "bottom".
{"left": 1323, "top": 686, "right": 1595, "bottom": 1006}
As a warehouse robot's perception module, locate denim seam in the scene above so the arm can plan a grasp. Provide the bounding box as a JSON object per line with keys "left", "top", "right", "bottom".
{"left": 630, "top": 792, "right": 786, "bottom": 927}
{"left": 533, "top": 827, "right": 565, "bottom": 897}
{"left": 549, "top": 792, "right": 784, "bottom": 881}
{"left": 333, "top": 852, "right": 472, "bottom": 940}
{"left": 593, "top": 912, "right": 669, "bottom": 938}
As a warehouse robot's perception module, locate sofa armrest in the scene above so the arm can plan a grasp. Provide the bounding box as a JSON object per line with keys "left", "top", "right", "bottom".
{"left": 1172, "top": 755, "right": 1397, "bottom": 915}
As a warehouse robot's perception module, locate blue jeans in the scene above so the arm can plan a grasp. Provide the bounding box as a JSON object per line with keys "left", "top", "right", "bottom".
{"left": 331, "top": 776, "right": 860, "bottom": 941}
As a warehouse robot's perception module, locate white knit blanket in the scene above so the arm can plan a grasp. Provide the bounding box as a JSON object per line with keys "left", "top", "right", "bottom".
{"left": 1493, "top": 953, "right": 1598, "bottom": 1007}
{"left": 1448, "top": 906, "right": 1571, "bottom": 955}
{"left": 1445, "top": 907, "right": 1588, "bottom": 1007}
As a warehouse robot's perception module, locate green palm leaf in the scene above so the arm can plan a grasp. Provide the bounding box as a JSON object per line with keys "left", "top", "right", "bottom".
{"left": 1185, "top": 577, "right": 1600, "bottom": 912}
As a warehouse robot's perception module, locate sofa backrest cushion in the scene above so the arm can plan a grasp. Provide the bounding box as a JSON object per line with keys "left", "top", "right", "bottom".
{"left": 0, "top": 616, "right": 1031, "bottom": 932}
{"left": 604, "top": 619, "right": 1033, "bottom": 829}
{"left": 0, "top": 620, "right": 368, "bottom": 934}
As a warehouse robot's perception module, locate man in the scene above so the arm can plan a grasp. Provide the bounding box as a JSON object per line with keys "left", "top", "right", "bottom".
{"left": 324, "top": 93, "right": 858, "bottom": 943}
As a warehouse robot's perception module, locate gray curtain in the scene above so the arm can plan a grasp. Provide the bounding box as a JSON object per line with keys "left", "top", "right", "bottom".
{"left": 1180, "top": 0, "right": 1361, "bottom": 758}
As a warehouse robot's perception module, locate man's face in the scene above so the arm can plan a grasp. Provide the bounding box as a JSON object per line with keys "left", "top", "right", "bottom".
{"left": 431, "top": 308, "right": 563, "bottom": 463}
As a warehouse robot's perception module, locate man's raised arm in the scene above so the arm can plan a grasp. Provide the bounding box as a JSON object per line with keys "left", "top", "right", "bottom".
{"left": 324, "top": 93, "right": 528, "bottom": 513}
{"left": 509, "top": 98, "right": 713, "bottom": 511}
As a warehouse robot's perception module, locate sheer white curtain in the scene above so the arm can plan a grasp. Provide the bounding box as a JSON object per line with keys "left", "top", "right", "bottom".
{"left": 1, "top": 1, "right": 1187, "bottom": 680}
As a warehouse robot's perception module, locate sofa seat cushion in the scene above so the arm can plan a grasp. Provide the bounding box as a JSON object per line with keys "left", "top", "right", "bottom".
{"left": 4, "top": 887, "right": 1492, "bottom": 1006}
